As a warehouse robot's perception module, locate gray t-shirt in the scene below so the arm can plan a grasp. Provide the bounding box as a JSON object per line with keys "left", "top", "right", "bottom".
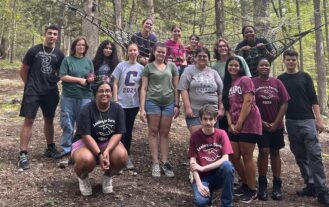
{"left": 178, "top": 65, "right": 223, "bottom": 117}
{"left": 112, "top": 61, "right": 143, "bottom": 108}
{"left": 212, "top": 55, "right": 251, "bottom": 80}
{"left": 142, "top": 62, "right": 178, "bottom": 106}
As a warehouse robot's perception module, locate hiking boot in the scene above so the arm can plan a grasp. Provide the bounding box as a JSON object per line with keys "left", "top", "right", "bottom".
{"left": 318, "top": 189, "right": 329, "bottom": 205}
{"left": 160, "top": 162, "right": 175, "bottom": 177}
{"left": 152, "top": 163, "right": 161, "bottom": 177}
{"left": 272, "top": 178, "right": 283, "bottom": 200}
{"left": 102, "top": 175, "right": 113, "bottom": 194}
{"left": 258, "top": 176, "right": 268, "bottom": 201}
{"left": 239, "top": 188, "right": 258, "bottom": 204}
{"left": 296, "top": 184, "right": 316, "bottom": 197}
{"left": 234, "top": 183, "right": 248, "bottom": 196}
{"left": 44, "top": 145, "right": 61, "bottom": 159}
{"left": 126, "top": 156, "right": 134, "bottom": 170}
{"left": 18, "top": 153, "right": 29, "bottom": 170}
{"left": 78, "top": 176, "right": 92, "bottom": 196}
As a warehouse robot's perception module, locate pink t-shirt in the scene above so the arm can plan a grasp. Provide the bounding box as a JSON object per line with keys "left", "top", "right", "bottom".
{"left": 228, "top": 76, "right": 262, "bottom": 135}
{"left": 164, "top": 39, "right": 185, "bottom": 66}
{"left": 189, "top": 128, "right": 233, "bottom": 178}
{"left": 252, "top": 77, "right": 290, "bottom": 129}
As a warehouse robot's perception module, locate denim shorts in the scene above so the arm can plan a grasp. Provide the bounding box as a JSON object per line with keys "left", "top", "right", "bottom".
{"left": 185, "top": 117, "right": 201, "bottom": 128}
{"left": 145, "top": 99, "right": 174, "bottom": 116}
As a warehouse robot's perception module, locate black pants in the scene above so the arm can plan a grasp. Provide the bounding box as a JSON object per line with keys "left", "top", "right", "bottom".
{"left": 122, "top": 107, "right": 139, "bottom": 154}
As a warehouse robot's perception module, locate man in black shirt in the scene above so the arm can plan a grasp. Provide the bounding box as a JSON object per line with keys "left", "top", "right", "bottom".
{"left": 18, "top": 25, "right": 65, "bottom": 170}
{"left": 278, "top": 50, "right": 329, "bottom": 205}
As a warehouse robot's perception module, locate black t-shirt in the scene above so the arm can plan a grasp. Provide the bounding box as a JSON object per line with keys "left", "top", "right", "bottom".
{"left": 235, "top": 37, "right": 274, "bottom": 77}
{"left": 130, "top": 32, "right": 157, "bottom": 57}
{"left": 74, "top": 101, "right": 126, "bottom": 143}
{"left": 277, "top": 71, "right": 318, "bottom": 120}
{"left": 23, "top": 44, "right": 65, "bottom": 95}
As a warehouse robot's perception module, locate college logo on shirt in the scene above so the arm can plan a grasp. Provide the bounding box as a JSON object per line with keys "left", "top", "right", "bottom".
{"left": 229, "top": 85, "right": 242, "bottom": 96}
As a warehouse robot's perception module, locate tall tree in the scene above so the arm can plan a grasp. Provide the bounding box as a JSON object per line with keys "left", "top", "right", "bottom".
{"left": 9, "top": 0, "right": 17, "bottom": 63}
{"left": 253, "top": 0, "right": 270, "bottom": 36}
{"left": 82, "top": 0, "right": 99, "bottom": 58}
{"left": 215, "top": 0, "right": 224, "bottom": 38}
{"left": 323, "top": 0, "right": 329, "bottom": 62}
{"left": 240, "top": 0, "right": 250, "bottom": 26}
{"left": 296, "top": 0, "right": 304, "bottom": 71}
{"left": 145, "top": 0, "right": 154, "bottom": 19}
{"left": 112, "top": 0, "right": 123, "bottom": 60}
{"left": 313, "top": 0, "right": 328, "bottom": 114}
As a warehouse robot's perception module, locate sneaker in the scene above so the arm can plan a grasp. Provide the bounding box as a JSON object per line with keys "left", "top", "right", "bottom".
{"left": 152, "top": 163, "right": 161, "bottom": 177}
{"left": 318, "top": 189, "right": 329, "bottom": 205}
{"left": 234, "top": 183, "right": 248, "bottom": 196}
{"left": 239, "top": 188, "right": 257, "bottom": 204}
{"left": 102, "top": 175, "right": 113, "bottom": 194}
{"left": 44, "top": 145, "right": 61, "bottom": 158}
{"left": 18, "top": 153, "right": 29, "bottom": 170}
{"left": 160, "top": 162, "right": 175, "bottom": 177}
{"left": 272, "top": 178, "right": 283, "bottom": 200}
{"left": 296, "top": 184, "right": 316, "bottom": 197}
{"left": 78, "top": 176, "right": 92, "bottom": 196}
{"left": 258, "top": 176, "right": 268, "bottom": 201}
{"left": 126, "top": 156, "right": 134, "bottom": 170}
{"left": 58, "top": 154, "right": 71, "bottom": 168}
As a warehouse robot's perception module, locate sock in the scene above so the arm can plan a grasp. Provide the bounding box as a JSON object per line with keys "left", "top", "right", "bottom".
{"left": 20, "top": 151, "right": 28, "bottom": 155}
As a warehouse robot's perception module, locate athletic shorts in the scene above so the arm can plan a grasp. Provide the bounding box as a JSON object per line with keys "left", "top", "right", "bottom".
{"left": 257, "top": 128, "right": 285, "bottom": 150}
{"left": 145, "top": 99, "right": 174, "bottom": 116}
{"left": 19, "top": 90, "right": 59, "bottom": 118}
{"left": 71, "top": 139, "right": 109, "bottom": 155}
{"left": 228, "top": 132, "right": 260, "bottom": 144}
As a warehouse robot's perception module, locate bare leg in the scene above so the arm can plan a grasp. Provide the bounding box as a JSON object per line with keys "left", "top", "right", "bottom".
{"left": 104, "top": 142, "right": 128, "bottom": 176}
{"left": 20, "top": 118, "right": 34, "bottom": 151}
{"left": 240, "top": 142, "right": 257, "bottom": 190}
{"left": 270, "top": 149, "right": 281, "bottom": 178}
{"left": 147, "top": 115, "right": 161, "bottom": 163}
{"left": 159, "top": 115, "right": 173, "bottom": 163}
{"left": 229, "top": 141, "right": 247, "bottom": 184}
{"left": 44, "top": 117, "right": 55, "bottom": 145}
{"left": 72, "top": 147, "right": 96, "bottom": 178}
{"left": 258, "top": 147, "right": 270, "bottom": 176}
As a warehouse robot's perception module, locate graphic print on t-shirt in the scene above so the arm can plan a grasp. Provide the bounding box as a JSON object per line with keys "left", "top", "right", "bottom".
{"left": 194, "top": 73, "right": 216, "bottom": 95}
{"left": 197, "top": 143, "right": 223, "bottom": 163}
{"left": 39, "top": 52, "right": 56, "bottom": 74}
{"left": 94, "top": 118, "right": 115, "bottom": 141}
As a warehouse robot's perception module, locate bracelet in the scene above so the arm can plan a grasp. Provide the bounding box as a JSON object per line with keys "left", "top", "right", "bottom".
{"left": 95, "top": 151, "right": 103, "bottom": 161}
{"left": 174, "top": 104, "right": 180, "bottom": 108}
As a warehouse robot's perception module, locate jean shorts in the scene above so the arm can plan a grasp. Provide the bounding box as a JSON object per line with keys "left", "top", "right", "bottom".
{"left": 145, "top": 99, "right": 174, "bottom": 116}
{"left": 185, "top": 117, "right": 201, "bottom": 128}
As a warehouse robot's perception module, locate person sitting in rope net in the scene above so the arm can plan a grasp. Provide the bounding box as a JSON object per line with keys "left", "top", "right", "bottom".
{"left": 235, "top": 25, "right": 274, "bottom": 77}
{"left": 130, "top": 18, "right": 157, "bottom": 66}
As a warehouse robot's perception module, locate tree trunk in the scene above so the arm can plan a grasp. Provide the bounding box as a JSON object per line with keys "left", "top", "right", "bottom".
{"left": 296, "top": 0, "right": 304, "bottom": 71}
{"left": 215, "top": 0, "right": 224, "bottom": 38}
{"left": 240, "top": 0, "right": 250, "bottom": 27}
{"left": 313, "top": 0, "right": 328, "bottom": 114}
{"left": 253, "top": 0, "right": 270, "bottom": 36}
{"left": 145, "top": 0, "right": 154, "bottom": 20}
{"left": 199, "top": 0, "right": 207, "bottom": 34}
{"left": 112, "top": 0, "right": 123, "bottom": 60}
{"left": 82, "top": 0, "right": 99, "bottom": 58}
{"left": 126, "top": 0, "right": 137, "bottom": 32}
{"left": 323, "top": 0, "right": 329, "bottom": 62}
{"left": 9, "top": 0, "right": 17, "bottom": 63}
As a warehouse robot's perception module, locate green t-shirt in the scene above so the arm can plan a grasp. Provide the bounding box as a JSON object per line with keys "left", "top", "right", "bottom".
{"left": 142, "top": 62, "right": 178, "bottom": 106}
{"left": 59, "top": 56, "right": 94, "bottom": 99}
{"left": 212, "top": 55, "right": 251, "bottom": 80}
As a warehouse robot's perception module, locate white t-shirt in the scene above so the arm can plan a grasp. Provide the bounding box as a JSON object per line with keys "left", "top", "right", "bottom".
{"left": 112, "top": 61, "right": 144, "bottom": 108}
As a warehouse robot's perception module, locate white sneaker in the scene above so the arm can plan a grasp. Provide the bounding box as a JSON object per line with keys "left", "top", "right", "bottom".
{"left": 126, "top": 156, "right": 134, "bottom": 170}
{"left": 102, "top": 175, "right": 113, "bottom": 194}
{"left": 152, "top": 163, "right": 161, "bottom": 177}
{"left": 78, "top": 176, "right": 92, "bottom": 196}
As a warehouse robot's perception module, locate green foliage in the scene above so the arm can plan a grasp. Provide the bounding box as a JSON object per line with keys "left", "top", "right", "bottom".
{"left": 0, "top": 60, "right": 21, "bottom": 69}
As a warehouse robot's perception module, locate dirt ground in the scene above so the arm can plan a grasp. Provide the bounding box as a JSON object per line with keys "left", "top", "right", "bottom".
{"left": 0, "top": 68, "right": 329, "bottom": 207}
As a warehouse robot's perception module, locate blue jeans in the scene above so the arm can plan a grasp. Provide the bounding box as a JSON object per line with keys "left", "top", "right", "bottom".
{"left": 59, "top": 95, "right": 91, "bottom": 154}
{"left": 192, "top": 161, "right": 234, "bottom": 207}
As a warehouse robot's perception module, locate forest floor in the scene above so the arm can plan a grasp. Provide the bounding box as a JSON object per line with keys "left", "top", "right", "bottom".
{"left": 0, "top": 68, "right": 329, "bottom": 207}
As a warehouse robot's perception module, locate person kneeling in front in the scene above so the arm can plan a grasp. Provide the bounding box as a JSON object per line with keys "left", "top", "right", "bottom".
{"left": 71, "top": 81, "right": 127, "bottom": 196}
{"left": 189, "top": 105, "right": 234, "bottom": 207}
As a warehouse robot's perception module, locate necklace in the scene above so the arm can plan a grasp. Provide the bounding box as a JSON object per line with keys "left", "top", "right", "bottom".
{"left": 43, "top": 44, "right": 55, "bottom": 55}
{"left": 96, "top": 102, "right": 110, "bottom": 123}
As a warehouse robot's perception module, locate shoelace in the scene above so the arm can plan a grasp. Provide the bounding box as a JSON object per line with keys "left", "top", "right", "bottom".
{"left": 20, "top": 154, "right": 28, "bottom": 162}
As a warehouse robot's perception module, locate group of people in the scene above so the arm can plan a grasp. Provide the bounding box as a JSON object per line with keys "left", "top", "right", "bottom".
{"left": 17, "top": 20, "right": 329, "bottom": 207}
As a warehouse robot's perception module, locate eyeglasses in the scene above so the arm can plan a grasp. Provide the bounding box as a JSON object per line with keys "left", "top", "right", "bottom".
{"left": 97, "top": 89, "right": 111, "bottom": 94}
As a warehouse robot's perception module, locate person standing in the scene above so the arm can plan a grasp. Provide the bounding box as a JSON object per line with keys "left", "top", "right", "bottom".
{"left": 18, "top": 25, "right": 64, "bottom": 170}
{"left": 278, "top": 50, "right": 329, "bottom": 205}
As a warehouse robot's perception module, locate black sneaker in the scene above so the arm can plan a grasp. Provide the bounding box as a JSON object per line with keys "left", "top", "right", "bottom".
{"left": 258, "top": 176, "right": 268, "bottom": 201}
{"left": 44, "top": 145, "right": 61, "bottom": 159}
{"left": 318, "top": 189, "right": 329, "bottom": 205}
{"left": 234, "top": 183, "right": 248, "bottom": 196}
{"left": 272, "top": 178, "right": 283, "bottom": 200}
{"left": 296, "top": 184, "right": 316, "bottom": 197}
{"left": 239, "top": 188, "right": 257, "bottom": 204}
{"left": 160, "top": 162, "right": 175, "bottom": 177}
{"left": 18, "top": 153, "right": 29, "bottom": 170}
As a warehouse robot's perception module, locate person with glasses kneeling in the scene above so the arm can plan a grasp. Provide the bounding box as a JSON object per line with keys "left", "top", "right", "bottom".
{"left": 71, "top": 82, "right": 127, "bottom": 196}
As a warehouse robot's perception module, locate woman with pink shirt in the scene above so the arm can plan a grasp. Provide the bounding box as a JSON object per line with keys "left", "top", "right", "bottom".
{"left": 164, "top": 25, "right": 187, "bottom": 76}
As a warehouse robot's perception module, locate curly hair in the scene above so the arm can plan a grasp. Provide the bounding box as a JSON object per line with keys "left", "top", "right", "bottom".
{"left": 92, "top": 40, "right": 119, "bottom": 72}
{"left": 213, "top": 38, "right": 233, "bottom": 60}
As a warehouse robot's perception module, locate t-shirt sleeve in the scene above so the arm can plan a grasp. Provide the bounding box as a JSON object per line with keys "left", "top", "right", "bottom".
{"left": 89, "top": 59, "right": 94, "bottom": 73}
{"left": 305, "top": 73, "right": 319, "bottom": 105}
{"left": 142, "top": 64, "right": 150, "bottom": 77}
{"left": 170, "top": 62, "right": 179, "bottom": 77}
{"left": 240, "top": 77, "right": 255, "bottom": 94}
{"left": 115, "top": 104, "right": 126, "bottom": 134}
{"left": 177, "top": 67, "right": 191, "bottom": 91}
{"left": 59, "top": 57, "right": 70, "bottom": 76}
{"left": 76, "top": 104, "right": 92, "bottom": 136}
{"left": 220, "top": 130, "right": 233, "bottom": 155}
{"left": 22, "top": 47, "right": 35, "bottom": 67}
{"left": 112, "top": 63, "right": 122, "bottom": 80}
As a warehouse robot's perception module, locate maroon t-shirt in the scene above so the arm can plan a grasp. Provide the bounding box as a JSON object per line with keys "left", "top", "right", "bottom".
{"left": 189, "top": 128, "right": 233, "bottom": 178}
{"left": 252, "top": 77, "right": 290, "bottom": 129}
{"left": 228, "top": 76, "right": 262, "bottom": 135}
